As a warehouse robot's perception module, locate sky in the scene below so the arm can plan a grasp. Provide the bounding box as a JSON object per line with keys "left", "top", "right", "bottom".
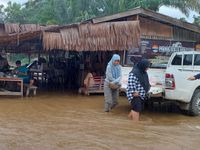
{"left": 0, "top": 0, "right": 199, "bottom": 23}
{"left": 1, "top": 0, "right": 27, "bottom": 5}
{"left": 159, "top": 6, "right": 199, "bottom": 23}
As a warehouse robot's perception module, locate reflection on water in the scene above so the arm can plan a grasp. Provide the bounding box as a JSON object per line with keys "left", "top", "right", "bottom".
{"left": 0, "top": 92, "right": 200, "bottom": 150}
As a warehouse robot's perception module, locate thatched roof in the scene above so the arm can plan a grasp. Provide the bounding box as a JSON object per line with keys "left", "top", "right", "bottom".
{"left": 43, "top": 21, "right": 140, "bottom": 51}
{"left": 0, "top": 21, "right": 140, "bottom": 52}
{"left": 43, "top": 32, "right": 63, "bottom": 50}
{"left": 0, "top": 31, "right": 42, "bottom": 45}
{"left": 0, "top": 30, "right": 42, "bottom": 53}
{"left": 0, "top": 24, "right": 60, "bottom": 53}
{"left": 4, "top": 23, "right": 58, "bottom": 34}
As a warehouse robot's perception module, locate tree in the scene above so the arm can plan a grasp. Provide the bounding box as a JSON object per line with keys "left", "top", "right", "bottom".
{"left": 161, "top": 0, "right": 200, "bottom": 17}
{"left": 193, "top": 15, "right": 200, "bottom": 26}
{"left": 0, "top": 4, "right": 4, "bottom": 23}
{"left": 2, "top": 0, "right": 200, "bottom": 24}
{"left": 179, "top": 17, "right": 187, "bottom": 22}
{"left": 4, "top": 2, "right": 26, "bottom": 23}
{"left": 98, "top": 0, "right": 200, "bottom": 17}
{"left": 67, "top": 0, "right": 102, "bottom": 22}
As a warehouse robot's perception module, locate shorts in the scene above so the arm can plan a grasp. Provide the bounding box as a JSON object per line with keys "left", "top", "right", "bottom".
{"left": 131, "top": 97, "right": 144, "bottom": 112}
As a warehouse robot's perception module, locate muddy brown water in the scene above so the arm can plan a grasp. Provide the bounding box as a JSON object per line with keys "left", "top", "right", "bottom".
{"left": 0, "top": 92, "right": 200, "bottom": 150}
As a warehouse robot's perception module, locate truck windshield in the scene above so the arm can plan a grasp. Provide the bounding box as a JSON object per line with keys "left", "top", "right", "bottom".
{"left": 150, "top": 63, "right": 167, "bottom": 69}
{"left": 123, "top": 53, "right": 168, "bottom": 69}
{"left": 123, "top": 50, "right": 169, "bottom": 69}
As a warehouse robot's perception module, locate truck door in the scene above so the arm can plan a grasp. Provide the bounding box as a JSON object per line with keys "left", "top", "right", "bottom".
{"left": 178, "top": 53, "right": 194, "bottom": 92}
{"left": 193, "top": 54, "right": 200, "bottom": 72}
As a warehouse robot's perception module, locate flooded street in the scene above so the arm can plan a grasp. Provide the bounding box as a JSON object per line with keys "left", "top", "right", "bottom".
{"left": 0, "top": 93, "right": 200, "bottom": 150}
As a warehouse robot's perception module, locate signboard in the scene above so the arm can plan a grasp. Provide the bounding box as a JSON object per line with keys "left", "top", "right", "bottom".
{"left": 125, "top": 39, "right": 196, "bottom": 65}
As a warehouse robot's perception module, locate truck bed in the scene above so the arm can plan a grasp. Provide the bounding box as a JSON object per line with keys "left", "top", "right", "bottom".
{"left": 120, "top": 66, "right": 165, "bottom": 97}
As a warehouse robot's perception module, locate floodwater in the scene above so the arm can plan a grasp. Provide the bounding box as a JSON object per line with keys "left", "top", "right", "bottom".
{"left": 0, "top": 92, "right": 200, "bottom": 150}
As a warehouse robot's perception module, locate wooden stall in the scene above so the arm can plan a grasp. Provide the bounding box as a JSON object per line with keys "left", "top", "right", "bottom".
{"left": 0, "top": 8, "right": 199, "bottom": 93}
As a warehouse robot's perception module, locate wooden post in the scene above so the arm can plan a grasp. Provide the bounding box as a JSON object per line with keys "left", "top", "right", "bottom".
{"left": 21, "top": 80, "right": 23, "bottom": 98}
{"left": 123, "top": 50, "right": 126, "bottom": 66}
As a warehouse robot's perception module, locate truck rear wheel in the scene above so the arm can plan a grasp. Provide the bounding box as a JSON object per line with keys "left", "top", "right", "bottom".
{"left": 189, "top": 89, "right": 200, "bottom": 116}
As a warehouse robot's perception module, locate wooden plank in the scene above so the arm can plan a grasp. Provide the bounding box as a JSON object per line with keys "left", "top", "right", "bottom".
{"left": 0, "top": 77, "right": 22, "bottom": 82}
{"left": 141, "top": 9, "right": 200, "bottom": 34}
{"left": 92, "top": 8, "right": 142, "bottom": 24}
{"left": 0, "top": 91, "right": 22, "bottom": 96}
{"left": 140, "top": 17, "right": 173, "bottom": 38}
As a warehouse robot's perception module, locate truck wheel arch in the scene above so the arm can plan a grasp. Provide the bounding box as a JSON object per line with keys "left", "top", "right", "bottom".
{"left": 188, "top": 86, "right": 200, "bottom": 102}
{"left": 188, "top": 89, "right": 200, "bottom": 116}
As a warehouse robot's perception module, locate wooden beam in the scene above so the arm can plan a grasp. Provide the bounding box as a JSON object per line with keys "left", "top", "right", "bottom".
{"left": 92, "top": 8, "right": 142, "bottom": 23}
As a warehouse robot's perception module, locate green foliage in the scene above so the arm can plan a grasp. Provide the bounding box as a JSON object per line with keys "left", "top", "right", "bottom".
{"left": 162, "top": 0, "right": 200, "bottom": 17}
{"left": 8, "top": 53, "right": 30, "bottom": 67}
{"left": 4, "top": 2, "right": 26, "bottom": 23}
{"left": 193, "top": 15, "right": 200, "bottom": 26}
{"left": 1, "top": 0, "right": 200, "bottom": 25}
{"left": 179, "top": 17, "right": 187, "bottom": 22}
{"left": 0, "top": 4, "right": 4, "bottom": 23}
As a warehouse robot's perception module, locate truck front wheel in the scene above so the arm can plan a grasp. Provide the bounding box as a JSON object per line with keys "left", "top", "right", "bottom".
{"left": 189, "top": 89, "right": 200, "bottom": 116}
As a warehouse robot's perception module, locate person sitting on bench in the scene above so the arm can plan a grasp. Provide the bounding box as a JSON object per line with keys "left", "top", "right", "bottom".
{"left": 78, "top": 70, "right": 97, "bottom": 95}
{"left": 13, "top": 60, "right": 34, "bottom": 86}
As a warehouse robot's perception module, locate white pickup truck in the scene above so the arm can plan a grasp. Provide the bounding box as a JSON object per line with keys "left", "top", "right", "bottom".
{"left": 121, "top": 51, "right": 200, "bottom": 116}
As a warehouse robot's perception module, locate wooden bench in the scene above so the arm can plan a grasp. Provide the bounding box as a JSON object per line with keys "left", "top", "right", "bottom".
{"left": 24, "top": 84, "right": 37, "bottom": 97}
{"left": 87, "top": 76, "right": 104, "bottom": 95}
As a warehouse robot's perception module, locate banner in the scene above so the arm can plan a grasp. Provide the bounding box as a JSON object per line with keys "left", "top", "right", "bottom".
{"left": 125, "top": 39, "right": 197, "bottom": 65}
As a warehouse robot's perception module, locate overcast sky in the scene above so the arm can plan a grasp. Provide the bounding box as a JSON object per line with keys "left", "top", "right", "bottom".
{"left": 1, "top": 0, "right": 27, "bottom": 5}
{"left": 0, "top": 0, "right": 199, "bottom": 23}
{"left": 159, "top": 6, "right": 199, "bottom": 23}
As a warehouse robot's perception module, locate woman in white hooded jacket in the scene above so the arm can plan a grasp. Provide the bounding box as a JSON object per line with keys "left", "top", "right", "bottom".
{"left": 104, "top": 54, "right": 122, "bottom": 112}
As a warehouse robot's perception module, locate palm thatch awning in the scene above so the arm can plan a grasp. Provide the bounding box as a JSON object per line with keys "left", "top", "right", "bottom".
{"left": 43, "top": 32, "right": 63, "bottom": 50}
{"left": 0, "top": 31, "right": 42, "bottom": 45}
{"left": 0, "top": 24, "right": 60, "bottom": 46}
{"left": 0, "top": 31, "right": 43, "bottom": 53}
{"left": 43, "top": 21, "right": 140, "bottom": 51}
{"left": 4, "top": 23, "right": 58, "bottom": 34}
{"left": 0, "top": 24, "right": 59, "bottom": 53}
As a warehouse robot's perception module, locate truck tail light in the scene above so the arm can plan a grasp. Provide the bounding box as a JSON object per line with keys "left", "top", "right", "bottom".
{"left": 165, "top": 73, "right": 175, "bottom": 90}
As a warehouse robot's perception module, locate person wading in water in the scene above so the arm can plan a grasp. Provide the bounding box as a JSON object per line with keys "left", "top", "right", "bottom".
{"left": 104, "top": 54, "right": 122, "bottom": 112}
{"left": 126, "top": 59, "right": 150, "bottom": 122}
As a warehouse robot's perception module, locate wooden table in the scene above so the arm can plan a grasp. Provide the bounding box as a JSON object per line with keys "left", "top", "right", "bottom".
{"left": 0, "top": 77, "right": 23, "bottom": 97}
